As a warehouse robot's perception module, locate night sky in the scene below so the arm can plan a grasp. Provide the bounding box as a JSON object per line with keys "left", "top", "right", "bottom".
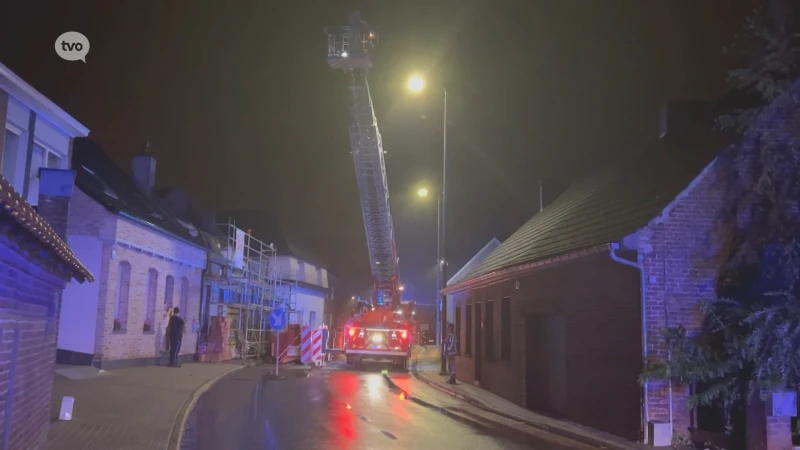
{"left": 0, "top": 0, "right": 756, "bottom": 302}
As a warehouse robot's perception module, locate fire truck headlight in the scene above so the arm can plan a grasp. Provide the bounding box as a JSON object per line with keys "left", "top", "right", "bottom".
{"left": 371, "top": 334, "right": 383, "bottom": 343}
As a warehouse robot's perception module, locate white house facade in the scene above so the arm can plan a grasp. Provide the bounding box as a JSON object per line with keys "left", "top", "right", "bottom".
{"left": 0, "top": 62, "right": 89, "bottom": 205}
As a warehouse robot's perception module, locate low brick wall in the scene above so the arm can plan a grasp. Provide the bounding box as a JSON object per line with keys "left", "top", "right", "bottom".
{"left": 0, "top": 233, "right": 69, "bottom": 450}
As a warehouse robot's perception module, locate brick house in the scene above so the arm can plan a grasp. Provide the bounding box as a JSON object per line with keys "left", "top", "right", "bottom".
{"left": 443, "top": 86, "right": 800, "bottom": 447}
{"left": 445, "top": 237, "right": 501, "bottom": 324}
{"left": 0, "top": 170, "right": 93, "bottom": 449}
{"left": 57, "top": 138, "right": 209, "bottom": 369}
{"left": 153, "top": 187, "right": 230, "bottom": 347}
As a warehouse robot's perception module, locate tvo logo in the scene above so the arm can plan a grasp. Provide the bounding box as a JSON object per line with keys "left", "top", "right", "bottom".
{"left": 55, "top": 32, "right": 90, "bottom": 62}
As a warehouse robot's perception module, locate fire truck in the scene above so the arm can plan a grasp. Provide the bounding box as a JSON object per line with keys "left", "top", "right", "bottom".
{"left": 343, "top": 301, "right": 415, "bottom": 368}
{"left": 325, "top": 13, "right": 414, "bottom": 369}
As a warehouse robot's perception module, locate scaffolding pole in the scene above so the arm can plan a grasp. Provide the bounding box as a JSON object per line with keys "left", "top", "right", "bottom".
{"left": 199, "top": 219, "right": 300, "bottom": 365}
{"left": 218, "top": 219, "right": 281, "bottom": 364}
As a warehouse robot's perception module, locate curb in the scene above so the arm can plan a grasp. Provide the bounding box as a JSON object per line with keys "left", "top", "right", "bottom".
{"left": 381, "top": 372, "right": 605, "bottom": 448}
{"left": 412, "top": 370, "right": 640, "bottom": 450}
{"left": 167, "top": 364, "right": 246, "bottom": 450}
{"left": 380, "top": 373, "right": 503, "bottom": 430}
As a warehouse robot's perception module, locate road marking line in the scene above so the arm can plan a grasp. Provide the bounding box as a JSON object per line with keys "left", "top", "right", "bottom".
{"left": 381, "top": 430, "right": 398, "bottom": 440}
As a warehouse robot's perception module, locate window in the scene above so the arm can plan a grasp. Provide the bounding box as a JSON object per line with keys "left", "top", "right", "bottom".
{"left": 466, "top": 302, "right": 473, "bottom": 356}
{"left": 180, "top": 277, "right": 190, "bottom": 320}
{"left": 309, "top": 310, "right": 317, "bottom": 328}
{"left": 144, "top": 269, "right": 158, "bottom": 333}
{"left": 26, "top": 143, "right": 63, "bottom": 205}
{"left": 455, "top": 306, "right": 461, "bottom": 355}
{"left": 1, "top": 129, "right": 21, "bottom": 187}
{"left": 114, "top": 262, "right": 132, "bottom": 333}
{"left": 501, "top": 297, "right": 511, "bottom": 360}
{"left": 164, "top": 275, "right": 175, "bottom": 309}
{"left": 485, "top": 299, "right": 495, "bottom": 360}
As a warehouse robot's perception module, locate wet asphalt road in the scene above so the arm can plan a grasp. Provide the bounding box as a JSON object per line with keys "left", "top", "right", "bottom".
{"left": 187, "top": 364, "right": 585, "bottom": 450}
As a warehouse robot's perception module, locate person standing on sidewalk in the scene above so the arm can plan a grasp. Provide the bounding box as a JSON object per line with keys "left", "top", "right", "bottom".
{"left": 168, "top": 307, "right": 186, "bottom": 367}
{"left": 159, "top": 305, "right": 172, "bottom": 355}
{"left": 445, "top": 323, "right": 458, "bottom": 384}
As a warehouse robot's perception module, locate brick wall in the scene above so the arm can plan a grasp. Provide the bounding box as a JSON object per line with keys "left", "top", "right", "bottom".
{"left": 96, "top": 244, "right": 203, "bottom": 362}
{"left": 452, "top": 252, "right": 642, "bottom": 440}
{"left": 0, "top": 232, "right": 69, "bottom": 450}
{"left": 636, "top": 92, "right": 800, "bottom": 445}
{"left": 37, "top": 169, "right": 76, "bottom": 241}
{"left": 66, "top": 189, "right": 205, "bottom": 365}
{"left": 633, "top": 155, "right": 724, "bottom": 435}
{"left": 67, "top": 188, "right": 117, "bottom": 239}
{"left": 765, "top": 416, "right": 792, "bottom": 450}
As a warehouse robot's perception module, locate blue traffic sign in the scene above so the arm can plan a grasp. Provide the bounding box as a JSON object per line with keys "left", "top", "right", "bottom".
{"left": 269, "top": 308, "right": 285, "bottom": 330}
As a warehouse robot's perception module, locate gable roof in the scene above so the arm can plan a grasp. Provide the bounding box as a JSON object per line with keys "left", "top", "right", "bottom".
{"left": 453, "top": 126, "right": 734, "bottom": 289}
{"left": 0, "top": 174, "right": 93, "bottom": 282}
{"left": 447, "top": 238, "right": 502, "bottom": 287}
{"left": 71, "top": 138, "right": 207, "bottom": 249}
{"left": 220, "top": 209, "right": 330, "bottom": 269}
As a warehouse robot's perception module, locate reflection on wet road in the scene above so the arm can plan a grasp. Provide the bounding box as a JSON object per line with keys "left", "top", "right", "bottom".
{"left": 190, "top": 366, "right": 582, "bottom": 449}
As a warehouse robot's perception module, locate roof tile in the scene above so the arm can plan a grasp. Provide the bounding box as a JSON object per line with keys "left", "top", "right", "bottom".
{"left": 72, "top": 138, "right": 208, "bottom": 249}
{"left": 457, "top": 133, "right": 733, "bottom": 285}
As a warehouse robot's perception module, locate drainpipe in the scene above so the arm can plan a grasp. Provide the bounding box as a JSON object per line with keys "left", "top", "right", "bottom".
{"left": 608, "top": 242, "right": 650, "bottom": 444}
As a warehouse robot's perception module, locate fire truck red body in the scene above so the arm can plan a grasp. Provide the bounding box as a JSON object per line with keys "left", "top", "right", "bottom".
{"left": 344, "top": 301, "right": 415, "bottom": 368}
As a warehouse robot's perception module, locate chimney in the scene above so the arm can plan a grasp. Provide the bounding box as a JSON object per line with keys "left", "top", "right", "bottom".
{"left": 37, "top": 168, "right": 76, "bottom": 241}
{"left": 659, "top": 100, "right": 715, "bottom": 141}
{"left": 199, "top": 210, "right": 217, "bottom": 233}
{"left": 132, "top": 154, "right": 156, "bottom": 194}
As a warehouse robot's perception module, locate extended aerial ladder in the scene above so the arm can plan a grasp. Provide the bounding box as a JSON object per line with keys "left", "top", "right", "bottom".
{"left": 325, "top": 13, "right": 402, "bottom": 309}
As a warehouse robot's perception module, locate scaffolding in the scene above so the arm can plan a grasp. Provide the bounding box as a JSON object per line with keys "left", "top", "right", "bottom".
{"left": 212, "top": 219, "right": 297, "bottom": 363}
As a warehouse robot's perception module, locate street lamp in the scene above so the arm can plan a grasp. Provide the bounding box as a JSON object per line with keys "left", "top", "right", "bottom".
{"left": 407, "top": 75, "right": 425, "bottom": 93}
{"left": 417, "top": 187, "right": 429, "bottom": 198}
{"left": 407, "top": 74, "right": 448, "bottom": 375}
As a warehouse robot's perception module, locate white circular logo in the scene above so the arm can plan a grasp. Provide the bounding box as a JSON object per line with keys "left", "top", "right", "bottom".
{"left": 55, "top": 32, "right": 90, "bottom": 63}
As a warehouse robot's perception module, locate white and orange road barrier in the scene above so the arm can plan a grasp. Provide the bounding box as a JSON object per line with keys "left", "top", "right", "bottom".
{"left": 312, "top": 329, "right": 324, "bottom": 366}
{"left": 300, "top": 326, "right": 325, "bottom": 365}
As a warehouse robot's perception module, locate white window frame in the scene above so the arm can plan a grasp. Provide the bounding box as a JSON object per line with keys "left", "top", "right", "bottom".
{"left": 2, "top": 124, "right": 23, "bottom": 184}
{"left": 26, "top": 139, "right": 65, "bottom": 205}
{"left": 5, "top": 122, "right": 23, "bottom": 135}
{"left": 32, "top": 139, "right": 65, "bottom": 173}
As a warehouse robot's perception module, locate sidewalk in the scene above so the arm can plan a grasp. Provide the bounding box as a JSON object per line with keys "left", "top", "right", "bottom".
{"left": 409, "top": 347, "right": 650, "bottom": 450}
{"left": 45, "top": 362, "right": 243, "bottom": 450}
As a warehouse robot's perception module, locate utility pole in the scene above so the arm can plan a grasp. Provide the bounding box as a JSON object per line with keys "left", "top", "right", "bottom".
{"left": 439, "top": 87, "right": 448, "bottom": 376}
{"left": 435, "top": 195, "right": 441, "bottom": 346}
{"left": 539, "top": 179, "right": 543, "bottom": 212}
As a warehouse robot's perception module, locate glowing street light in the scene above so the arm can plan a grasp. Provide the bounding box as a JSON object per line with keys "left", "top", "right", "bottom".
{"left": 417, "top": 187, "right": 429, "bottom": 198}
{"left": 399, "top": 285, "right": 405, "bottom": 291}
{"left": 407, "top": 75, "right": 425, "bottom": 93}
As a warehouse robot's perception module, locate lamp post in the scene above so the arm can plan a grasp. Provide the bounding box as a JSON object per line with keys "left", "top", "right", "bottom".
{"left": 409, "top": 75, "right": 448, "bottom": 375}
{"left": 416, "top": 187, "right": 442, "bottom": 347}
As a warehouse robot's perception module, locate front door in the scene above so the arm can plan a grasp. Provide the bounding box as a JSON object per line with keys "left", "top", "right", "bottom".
{"left": 525, "top": 314, "right": 548, "bottom": 410}
{"left": 475, "top": 300, "right": 483, "bottom": 383}
{"left": 525, "top": 313, "right": 567, "bottom": 413}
